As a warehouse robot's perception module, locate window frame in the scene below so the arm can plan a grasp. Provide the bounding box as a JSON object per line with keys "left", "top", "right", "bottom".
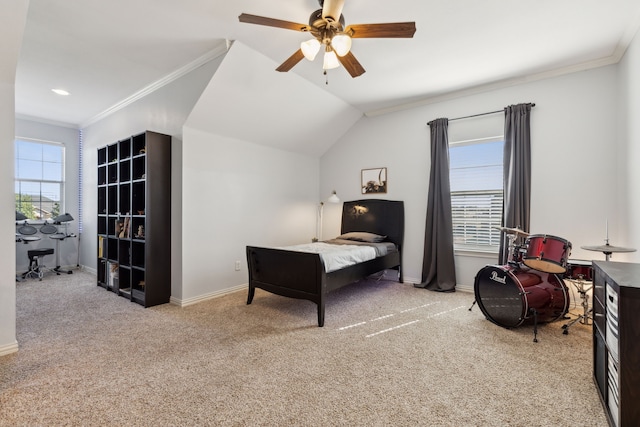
{"left": 15, "top": 137, "right": 66, "bottom": 221}
{"left": 449, "top": 135, "right": 504, "bottom": 254}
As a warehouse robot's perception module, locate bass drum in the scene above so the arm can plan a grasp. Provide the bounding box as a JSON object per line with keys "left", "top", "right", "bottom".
{"left": 474, "top": 264, "right": 569, "bottom": 328}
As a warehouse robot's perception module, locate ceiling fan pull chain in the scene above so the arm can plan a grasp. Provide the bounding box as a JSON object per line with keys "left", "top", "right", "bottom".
{"left": 324, "top": 70, "right": 329, "bottom": 85}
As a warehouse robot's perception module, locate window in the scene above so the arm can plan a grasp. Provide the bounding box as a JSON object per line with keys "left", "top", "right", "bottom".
{"left": 15, "top": 139, "right": 65, "bottom": 220}
{"left": 449, "top": 137, "right": 504, "bottom": 252}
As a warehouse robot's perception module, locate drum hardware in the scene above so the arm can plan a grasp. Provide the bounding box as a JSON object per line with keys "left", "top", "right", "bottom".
{"left": 17, "top": 235, "right": 41, "bottom": 244}
{"left": 561, "top": 276, "right": 593, "bottom": 334}
{"left": 531, "top": 308, "right": 540, "bottom": 343}
{"left": 50, "top": 213, "right": 76, "bottom": 275}
{"left": 492, "top": 226, "right": 529, "bottom": 238}
{"left": 15, "top": 233, "right": 41, "bottom": 282}
{"left": 494, "top": 226, "right": 529, "bottom": 266}
{"left": 581, "top": 220, "right": 636, "bottom": 261}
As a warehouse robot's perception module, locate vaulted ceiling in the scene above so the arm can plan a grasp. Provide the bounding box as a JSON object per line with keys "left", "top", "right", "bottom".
{"left": 14, "top": 0, "right": 640, "bottom": 129}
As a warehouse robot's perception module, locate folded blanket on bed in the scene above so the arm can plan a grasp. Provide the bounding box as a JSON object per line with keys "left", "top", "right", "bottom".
{"left": 280, "top": 240, "right": 393, "bottom": 273}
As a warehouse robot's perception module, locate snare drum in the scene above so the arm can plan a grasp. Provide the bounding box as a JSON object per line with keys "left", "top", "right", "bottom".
{"left": 564, "top": 260, "right": 593, "bottom": 281}
{"left": 523, "top": 234, "right": 572, "bottom": 274}
{"left": 474, "top": 264, "right": 569, "bottom": 328}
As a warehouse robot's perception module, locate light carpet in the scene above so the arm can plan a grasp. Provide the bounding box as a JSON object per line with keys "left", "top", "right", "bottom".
{"left": 0, "top": 270, "right": 607, "bottom": 426}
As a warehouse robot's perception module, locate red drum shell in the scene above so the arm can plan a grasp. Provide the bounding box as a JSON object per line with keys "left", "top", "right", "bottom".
{"left": 564, "top": 260, "right": 593, "bottom": 281}
{"left": 523, "top": 234, "right": 572, "bottom": 274}
{"left": 474, "top": 264, "right": 569, "bottom": 328}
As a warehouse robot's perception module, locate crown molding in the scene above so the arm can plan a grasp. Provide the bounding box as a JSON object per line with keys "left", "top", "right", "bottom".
{"left": 365, "top": 55, "right": 620, "bottom": 118}
{"left": 15, "top": 113, "right": 81, "bottom": 129}
{"left": 365, "top": 11, "right": 640, "bottom": 118}
{"left": 80, "top": 43, "right": 229, "bottom": 129}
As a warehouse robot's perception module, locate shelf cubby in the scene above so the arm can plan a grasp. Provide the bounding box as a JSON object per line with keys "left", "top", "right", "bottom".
{"left": 98, "top": 147, "right": 107, "bottom": 166}
{"left": 106, "top": 237, "right": 118, "bottom": 261}
{"left": 97, "top": 217, "right": 107, "bottom": 235}
{"left": 119, "top": 159, "right": 131, "bottom": 182}
{"left": 119, "top": 183, "right": 131, "bottom": 215}
{"left": 132, "top": 156, "right": 145, "bottom": 181}
{"left": 132, "top": 181, "right": 145, "bottom": 215}
{"left": 98, "top": 166, "right": 107, "bottom": 186}
{"left": 98, "top": 187, "right": 106, "bottom": 214}
{"left": 107, "top": 144, "right": 118, "bottom": 163}
{"left": 107, "top": 186, "right": 118, "bottom": 215}
{"left": 119, "top": 138, "right": 131, "bottom": 160}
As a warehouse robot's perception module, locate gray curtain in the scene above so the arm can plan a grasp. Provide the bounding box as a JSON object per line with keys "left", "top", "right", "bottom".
{"left": 499, "top": 103, "right": 532, "bottom": 264}
{"left": 417, "top": 118, "right": 457, "bottom": 292}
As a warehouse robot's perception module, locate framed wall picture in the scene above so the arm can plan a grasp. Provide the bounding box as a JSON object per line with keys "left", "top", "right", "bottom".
{"left": 361, "top": 167, "right": 387, "bottom": 194}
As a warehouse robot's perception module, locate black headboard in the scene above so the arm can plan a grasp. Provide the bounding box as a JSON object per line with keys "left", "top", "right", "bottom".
{"left": 340, "top": 199, "right": 405, "bottom": 249}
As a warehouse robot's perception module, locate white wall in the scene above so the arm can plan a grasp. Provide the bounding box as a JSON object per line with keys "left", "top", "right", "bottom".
{"left": 80, "top": 56, "right": 224, "bottom": 301}
{"left": 321, "top": 65, "right": 626, "bottom": 287}
{"left": 618, "top": 25, "right": 640, "bottom": 264}
{"left": 14, "top": 119, "right": 80, "bottom": 272}
{"left": 179, "top": 126, "right": 319, "bottom": 303}
{"left": 1, "top": 0, "right": 29, "bottom": 357}
{"left": 1, "top": 81, "right": 19, "bottom": 356}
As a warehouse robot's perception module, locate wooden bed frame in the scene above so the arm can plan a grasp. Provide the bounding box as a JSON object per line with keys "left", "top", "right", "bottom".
{"left": 246, "top": 199, "right": 404, "bottom": 326}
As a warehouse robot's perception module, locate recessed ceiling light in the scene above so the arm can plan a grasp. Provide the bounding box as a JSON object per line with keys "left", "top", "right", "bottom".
{"left": 51, "top": 88, "right": 70, "bottom": 96}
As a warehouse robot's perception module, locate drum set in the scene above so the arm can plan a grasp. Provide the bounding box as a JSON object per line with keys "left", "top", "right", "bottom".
{"left": 472, "top": 226, "right": 573, "bottom": 342}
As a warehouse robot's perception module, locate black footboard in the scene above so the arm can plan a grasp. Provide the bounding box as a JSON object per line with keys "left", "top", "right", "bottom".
{"left": 246, "top": 246, "right": 401, "bottom": 327}
{"left": 246, "top": 246, "right": 327, "bottom": 325}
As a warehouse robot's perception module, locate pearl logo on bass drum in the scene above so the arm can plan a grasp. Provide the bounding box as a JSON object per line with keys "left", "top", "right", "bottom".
{"left": 490, "top": 271, "right": 507, "bottom": 284}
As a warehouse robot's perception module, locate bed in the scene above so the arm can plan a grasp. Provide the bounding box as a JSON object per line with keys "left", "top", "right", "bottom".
{"left": 246, "top": 199, "right": 404, "bottom": 326}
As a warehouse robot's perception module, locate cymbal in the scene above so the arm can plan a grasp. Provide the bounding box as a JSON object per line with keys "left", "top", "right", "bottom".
{"left": 492, "top": 226, "right": 529, "bottom": 237}
{"left": 581, "top": 244, "right": 637, "bottom": 253}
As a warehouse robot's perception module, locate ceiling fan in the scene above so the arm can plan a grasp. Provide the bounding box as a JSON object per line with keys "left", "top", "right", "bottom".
{"left": 238, "top": 0, "right": 416, "bottom": 78}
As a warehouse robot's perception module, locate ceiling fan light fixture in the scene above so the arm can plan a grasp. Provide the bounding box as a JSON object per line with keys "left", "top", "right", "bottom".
{"left": 322, "top": 50, "right": 340, "bottom": 70}
{"left": 331, "top": 34, "right": 352, "bottom": 57}
{"left": 301, "top": 38, "right": 321, "bottom": 61}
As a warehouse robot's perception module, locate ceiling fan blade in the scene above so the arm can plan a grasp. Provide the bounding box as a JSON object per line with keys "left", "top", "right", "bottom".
{"left": 337, "top": 51, "right": 366, "bottom": 78}
{"left": 345, "top": 22, "right": 416, "bottom": 38}
{"left": 239, "top": 13, "right": 311, "bottom": 32}
{"left": 276, "top": 49, "right": 306, "bottom": 72}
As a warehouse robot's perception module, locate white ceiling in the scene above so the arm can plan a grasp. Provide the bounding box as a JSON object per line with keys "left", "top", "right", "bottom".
{"left": 14, "top": 0, "right": 640, "bottom": 128}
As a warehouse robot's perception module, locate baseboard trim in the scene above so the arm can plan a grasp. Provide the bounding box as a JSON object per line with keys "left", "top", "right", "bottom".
{"left": 457, "top": 284, "right": 473, "bottom": 293}
{"left": 404, "top": 276, "right": 473, "bottom": 294}
{"left": 171, "top": 284, "right": 247, "bottom": 307}
{"left": 0, "top": 341, "right": 19, "bottom": 357}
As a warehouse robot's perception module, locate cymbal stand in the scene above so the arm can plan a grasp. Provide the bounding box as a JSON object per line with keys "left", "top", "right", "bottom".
{"left": 561, "top": 276, "right": 592, "bottom": 334}
{"left": 506, "top": 234, "right": 517, "bottom": 265}
{"left": 51, "top": 221, "right": 75, "bottom": 275}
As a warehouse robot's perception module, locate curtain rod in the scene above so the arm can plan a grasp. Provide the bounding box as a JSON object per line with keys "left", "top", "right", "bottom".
{"left": 427, "top": 103, "right": 535, "bottom": 126}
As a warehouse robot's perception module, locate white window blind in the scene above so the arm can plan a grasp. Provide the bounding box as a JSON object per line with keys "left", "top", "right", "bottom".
{"left": 449, "top": 137, "right": 504, "bottom": 252}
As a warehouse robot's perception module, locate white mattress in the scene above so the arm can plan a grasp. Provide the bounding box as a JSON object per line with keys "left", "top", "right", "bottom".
{"left": 281, "top": 241, "right": 392, "bottom": 273}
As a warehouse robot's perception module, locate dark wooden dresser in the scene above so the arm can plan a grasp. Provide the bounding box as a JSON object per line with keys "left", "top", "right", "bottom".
{"left": 592, "top": 261, "right": 640, "bottom": 427}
